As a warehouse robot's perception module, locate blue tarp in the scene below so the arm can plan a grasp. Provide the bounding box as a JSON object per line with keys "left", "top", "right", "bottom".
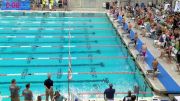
{"left": 145, "top": 50, "right": 180, "bottom": 93}
{"left": 130, "top": 30, "right": 135, "bottom": 40}
{"left": 123, "top": 23, "right": 128, "bottom": 31}
{"left": 134, "top": 29, "right": 180, "bottom": 93}
{"left": 118, "top": 16, "right": 123, "bottom": 24}
{"left": 136, "top": 39, "right": 143, "bottom": 52}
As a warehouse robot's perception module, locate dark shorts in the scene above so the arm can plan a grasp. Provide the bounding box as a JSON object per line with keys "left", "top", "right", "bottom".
{"left": 142, "top": 51, "right": 146, "bottom": 57}
{"left": 153, "top": 68, "right": 157, "bottom": 72}
{"left": 134, "top": 40, "right": 137, "bottom": 45}
{"left": 110, "top": 6, "right": 113, "bottom": 9}
{"left": 177, "top": 54, "right": 180, "bottom": 64}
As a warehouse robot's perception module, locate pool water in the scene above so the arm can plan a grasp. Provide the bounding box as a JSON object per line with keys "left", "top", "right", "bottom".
{"left": 0, "top": 12, "right": 153, "bottom": 101}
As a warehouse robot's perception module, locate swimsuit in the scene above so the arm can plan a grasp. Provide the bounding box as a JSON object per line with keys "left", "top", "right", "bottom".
{"left": 142, "top": 50, "right": 146, "bottom": 56}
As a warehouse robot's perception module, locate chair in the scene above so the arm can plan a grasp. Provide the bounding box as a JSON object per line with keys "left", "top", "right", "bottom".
{"left": 118, "top": 16, "right": 123, "bottom": 24}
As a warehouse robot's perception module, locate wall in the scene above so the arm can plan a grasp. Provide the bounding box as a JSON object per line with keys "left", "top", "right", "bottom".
{"left": 68, "top": 0, "right": 110, "bottom": 11}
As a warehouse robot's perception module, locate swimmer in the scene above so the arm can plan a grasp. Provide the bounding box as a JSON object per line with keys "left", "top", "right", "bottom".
{"left": 128, "top": 22, "right": 132, "bottom": 33}
{"left": 152, "top": 58, "right": 158, "bottom": 80}
{"left": 141, "top": 43, "right": 147, "bottom": 63}
{"left": 134, "top": 32, "right": 138, "bottom": 48}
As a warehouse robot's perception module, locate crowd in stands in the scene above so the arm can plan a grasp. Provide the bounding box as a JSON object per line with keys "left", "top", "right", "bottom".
{"left": 109, "top": 1, "right": 180, "bottom": 77}
{"left": 31, "top": 0, "right": 68, "bottom": 11}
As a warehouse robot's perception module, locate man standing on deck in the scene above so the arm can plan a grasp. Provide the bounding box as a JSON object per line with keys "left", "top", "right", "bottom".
{"left": 123, "top": 91, "right": 132, "bottom": 101}
{"left": 9, "top": 79, "right": 20, "bottom": 101}
{"left": 104, "top": 84, "right": 115, "bottom": 101}
{"left": 44, "top": 74, "right": 54, "bottom": 101}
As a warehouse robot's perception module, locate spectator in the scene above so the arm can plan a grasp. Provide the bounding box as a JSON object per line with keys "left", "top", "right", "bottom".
{"left": 141, "top": 43, "right": 147, "bottom": 63}
{"left": 175, "top": 39, "right": 180, "bottom": 50}
{"left": 128, "top": 22, "right": 132, "bottom": 33}
{"left": 52, "top": 91, "right": 67, "bottom": 101}
{"left": 63, "top": 0, "right": 68, "bottom": 11}
{"left": 104, "top": 84, "right": 115, "bottom": 101}
{"left": 42, "top": 0, "right": 46, "bottom": 10}
{"left": 44, "top": 74, "right": 54, "bottom": 101}
{"left": 152, "top": 58, "right": 159, "bottom": 80}
{"left": 49, "top": 0, "right": 54, "bottom": 10}
{"left": 134, "top": 32, "right": 138, "bottom": 48}
{"left": 58, "top": 0, "right": 63, "bottom": 8}
{"left": 123, "top": 91, "right": 132, "bottom": 101}
{"left": 9, "top": 79, "right": 20, "bottom": 101}
{"left": 22, "top": 83, "right": 33, "bottom": 101}
{"left": 176, "top": 49, "right": 180, "bottom": 72}
{"left": 154, "top": 34, "right": 166, "bottom": 48}
{"left": 159, "top": 46, "right": 173, "bottom": 63}
{"left": 131, "top": 95, "right": 136, "bottom": 101}
{"left": 37, "top": 96, "right": 42, "bottom": 101}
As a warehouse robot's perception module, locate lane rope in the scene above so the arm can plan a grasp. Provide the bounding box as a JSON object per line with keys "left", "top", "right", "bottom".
{"left": 0, "top": 45, "right": 124, "bottom": 48}
{"left": 0, "top": 35, "right": 117, "bottom": 39}
{"left": 0, "top": 56, "right": 131, "bottom": 61}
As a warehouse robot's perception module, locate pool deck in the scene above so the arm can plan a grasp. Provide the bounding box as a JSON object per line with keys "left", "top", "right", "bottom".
{"left": 107, "top": 12, "right": 180, "bottom": 95}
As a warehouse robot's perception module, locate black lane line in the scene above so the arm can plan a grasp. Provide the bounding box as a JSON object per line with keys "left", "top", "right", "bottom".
{"left": 0, "top": 40, "right": 98, "bottom": 43}
{"left": 0, "top": 50, "right": 101, "bottom": 54}
{"left": 0, "top": 63, "right": 105, "bottom": 67}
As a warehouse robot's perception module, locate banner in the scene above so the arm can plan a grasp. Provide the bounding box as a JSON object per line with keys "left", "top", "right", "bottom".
{"left": 174, "top": 0, "right": 180, "bottom": 12}
{"left": 1, "top": 0, "right": 31, "bottom": 10}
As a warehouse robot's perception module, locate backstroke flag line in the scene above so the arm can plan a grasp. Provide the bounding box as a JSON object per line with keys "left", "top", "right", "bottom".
{"left": 68, "top": 68, "right": 72, "bottom": 80}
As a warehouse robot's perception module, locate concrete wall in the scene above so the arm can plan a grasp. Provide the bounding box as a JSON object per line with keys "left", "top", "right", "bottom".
{"left": 68, "top": 0, "right": 110, "bottom": 11}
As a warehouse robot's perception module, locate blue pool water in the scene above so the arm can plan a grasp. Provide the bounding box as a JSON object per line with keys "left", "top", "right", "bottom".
{"left": 0, "top": 12, "right": 153, "bottom": 101}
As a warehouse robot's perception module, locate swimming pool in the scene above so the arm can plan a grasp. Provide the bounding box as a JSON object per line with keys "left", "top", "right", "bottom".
{"left": 0, "top": 11, "right": 153, "bottom": 101}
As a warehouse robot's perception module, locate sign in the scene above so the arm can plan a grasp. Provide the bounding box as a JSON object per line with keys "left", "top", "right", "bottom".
{"left": 174, "top": 0, "right": 180, "bottom": 12}
{"left": 1, "top": 0, "right": 31, "bottom": 10}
